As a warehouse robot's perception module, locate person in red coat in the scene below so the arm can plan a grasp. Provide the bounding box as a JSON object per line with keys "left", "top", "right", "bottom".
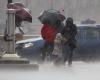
{"left": 41, "top": 23, "right": 58, "bottom": 61}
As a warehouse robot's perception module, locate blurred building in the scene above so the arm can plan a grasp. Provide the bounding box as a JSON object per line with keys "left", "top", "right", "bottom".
{"left": 0, "top": 0, "right": 100, "bottom": 35}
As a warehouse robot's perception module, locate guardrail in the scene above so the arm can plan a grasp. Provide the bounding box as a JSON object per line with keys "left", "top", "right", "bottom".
{"left": 0, "top": 35, "right": 41, "bottom": 40}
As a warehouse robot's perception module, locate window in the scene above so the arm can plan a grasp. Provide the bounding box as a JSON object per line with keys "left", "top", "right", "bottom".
{"left": 86, "top": 27, "right": 100, "bottom": 39}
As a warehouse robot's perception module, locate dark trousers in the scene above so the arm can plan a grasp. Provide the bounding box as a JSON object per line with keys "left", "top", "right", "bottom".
{"left": 41, "top": 42, "right": 54, "bottom": 61}
{"left": 62, "top": 44, "right": 74, "bottom": 65}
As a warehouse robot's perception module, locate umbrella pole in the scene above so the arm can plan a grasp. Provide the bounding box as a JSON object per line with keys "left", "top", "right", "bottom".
{"left": 7, "top": 9, "right": 16, "bottom": 55}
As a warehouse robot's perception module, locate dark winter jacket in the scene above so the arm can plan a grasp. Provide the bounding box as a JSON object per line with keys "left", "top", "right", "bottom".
{"left": 61, "top": 24, "right": 77, "bottom": 48}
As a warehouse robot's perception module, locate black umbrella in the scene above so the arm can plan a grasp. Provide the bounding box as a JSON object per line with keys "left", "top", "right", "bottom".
{"left": 38, "top": 9, "right": 65, "bottom": 25}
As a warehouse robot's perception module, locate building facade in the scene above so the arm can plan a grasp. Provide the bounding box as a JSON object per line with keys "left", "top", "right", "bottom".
{"left": 0, "top": 0, "right": 100, "bottom": 34}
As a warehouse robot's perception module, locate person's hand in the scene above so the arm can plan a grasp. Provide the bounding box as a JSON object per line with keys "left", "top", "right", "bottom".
{"left": 62, "top": 37, "right": 68, "bottom": 44}
{"left": 63, "top": 37, "right": 68, "bottom": 42}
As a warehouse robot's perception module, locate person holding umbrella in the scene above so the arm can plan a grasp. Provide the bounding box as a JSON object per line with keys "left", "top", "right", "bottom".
{"left": 61, "top": 17, "right": 77, "bottom": 65}
{"left": 4, "top": 2, "right": 32, "bottom": 41}
{"left": 41, "top": 21, "right": 57, "bottom": 61}
{"left": 38, "top": 9, "right": 65, "bottom": 62}
{"left": 7, "top": 2, "right": 32, "bottom": 27}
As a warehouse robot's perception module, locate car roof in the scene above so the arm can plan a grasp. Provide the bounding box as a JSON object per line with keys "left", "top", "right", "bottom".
{"left": 16, "top": 36, "right": 42, "bottom": 44}
{"left": 76, "top": 24, "right": 100, "bottom": 28}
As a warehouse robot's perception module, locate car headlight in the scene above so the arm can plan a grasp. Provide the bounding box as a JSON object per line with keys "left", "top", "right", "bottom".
{"left": 23, "top": 42, "right": 33, "bottom": 48}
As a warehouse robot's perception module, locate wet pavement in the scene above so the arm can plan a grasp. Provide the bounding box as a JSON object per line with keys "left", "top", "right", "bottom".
{"left": 0, "top": 61, "right": 100, "bottom": 80}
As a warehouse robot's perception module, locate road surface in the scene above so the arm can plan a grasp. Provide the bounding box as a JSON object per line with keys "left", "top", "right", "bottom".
{"left": 0, "top": 61, "right": 100, "bottom": 80}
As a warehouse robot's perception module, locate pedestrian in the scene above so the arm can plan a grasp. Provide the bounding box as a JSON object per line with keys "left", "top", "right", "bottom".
{"left": 61, "top": 17, "right": 77, "bottom": 65}
{"left": 41, "top": 21, "right": 58, "bottom": 62}
{"left": 52, "top": 33, "right": 63, "bottom": 65}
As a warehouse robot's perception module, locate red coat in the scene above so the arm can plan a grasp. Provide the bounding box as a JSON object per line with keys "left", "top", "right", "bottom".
{"left": 41, "top": 24, "right": 57, "bottom": 43}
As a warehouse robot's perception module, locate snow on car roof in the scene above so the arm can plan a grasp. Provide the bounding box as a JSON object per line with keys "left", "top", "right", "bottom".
{"left": 76, "top": 24, "right": 100, "bottom": 28}
{"left": 16, "top": 36, "right": 42, "bottom": 44}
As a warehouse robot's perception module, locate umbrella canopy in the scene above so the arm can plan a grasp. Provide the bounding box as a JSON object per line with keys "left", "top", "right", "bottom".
{"left": 47, "top": 9, "right": 65, "bottom": 21}
{"left": 7, "top": 2, "right": 32, "bottom": 26}
{"left": 38, "top": 9, "right": 65, "bottom": 25}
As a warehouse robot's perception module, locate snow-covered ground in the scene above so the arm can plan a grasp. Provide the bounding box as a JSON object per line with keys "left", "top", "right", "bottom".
{"left": 0, "top": 61, "right": 100, "bottom": 80}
